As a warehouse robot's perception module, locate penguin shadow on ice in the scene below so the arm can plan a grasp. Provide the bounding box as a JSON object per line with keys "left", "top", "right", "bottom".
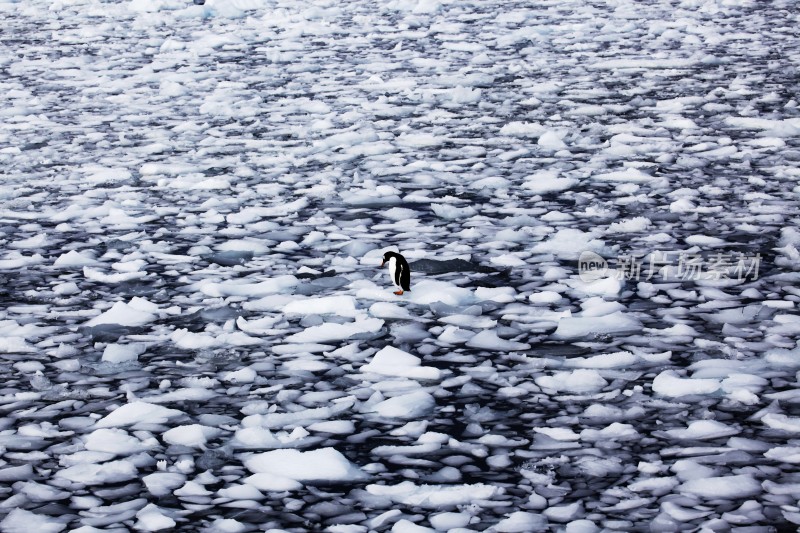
{"left": 380, "top": 251, "right": 411, "bottom": 296}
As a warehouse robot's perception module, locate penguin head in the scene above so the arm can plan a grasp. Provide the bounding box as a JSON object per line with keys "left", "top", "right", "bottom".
{"left": 380, "top": 251, "right": 399, "bottom": 268}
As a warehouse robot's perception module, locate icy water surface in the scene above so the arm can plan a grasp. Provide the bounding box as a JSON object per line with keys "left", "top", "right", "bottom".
{"left": 2, "top": 0, "right": 800, "bottom": 531}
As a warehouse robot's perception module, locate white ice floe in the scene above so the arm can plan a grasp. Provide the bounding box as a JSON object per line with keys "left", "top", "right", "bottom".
{"left": 465, "top": 329, "right": 531, "bottom": 351}
{"left": 552, "top": 312, "right": 641, "bottom": 340}
{"left": 535, "top": 369, "right": 608, "bottom": 394}
{"left": 84, "top": 428, "right": 155, "bottom": 456}
{"left": 95, "top": 401, "right": 184, "bottom": 428}
{"left": 365, "top": 481, "right": 502, "bottom": 508}
{"left": 523, "top": 170, "right": 578, "bottom": 194}
{"left": 283, "top": 295, "right": 358, "bottom": 317}
{"left": 101, "top": 343, "right": 146, "bottom": 364}
{"left": 0, "top": 508, "right": 66, "bottom": 533}
{"left": 531, "top": 229, "right": 607, "bottom": 260}
{"left": 662, "top": 420, "right": 739, "bottom": 440}
{"left": 361, "top": 346, "right": 441, "bottom": 380}
{"left": 678, "top": 475, "right": 761, "bottom": 499}
{"left": 162, "top": 425, "right": 224, "bottom": 448}
{"left": 652, "top": 371, "right": 721, "bottom": 397}
{"left": 285, "top": 318, "right": 384, "bottom": 343}
{"left": 244, "top": 448, "right": 366, "bottom": 483}
{"left": 367, "top": 391, "right": 436, "bottom": 419}
{"left": 85, "top": 299, "right": 158, "bottom": 327}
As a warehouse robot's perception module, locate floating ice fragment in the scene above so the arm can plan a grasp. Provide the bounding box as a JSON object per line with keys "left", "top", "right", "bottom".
{"left": 563, "top": 351, "right": 637, "bottom": 369}
{"left": 652, "top": 371, "right": 721, "bottom": 397}
{"left": 523, "top": 170, "right": 579, "bottom": 194}
{"left": 222, "top": 367, "right": 257, "bottom": 383}
{"left": 102, "top": 343, "right": 146, "bottom": 364}
{"left": 535, "top": 369, "right": 608, "bottom": 394}
{"left": 531, "top": 229, "right": 606, "bottom": 260}
{"left": 135, "top": 504, "right": 176, "bottom": 531}
{"left": 678, "top": 474, "right": 761, "bottom": 499}
{"left": 365, "top": 481, "right": 502, "bottom": 508}
{"left": 244, "top": 448, "right": 366, "bottom": 483}
{"left": 85, "top": 300, "right": 156, "bottom": 327}
{"left": 163, "top": 425, "right": 224, "bottom": 448}
{"left": 361, "top": 346, "right": 441, "bottom": 380}
{"left": 551, "top": 312, "right": 641, "bottom": 340}
{"left": 764, "top": 447, "right": 800, "bottom": 464}
{"left": 663, "top": 420, "right": 739, "bottom": 440}
{"left": 55, "top": 460, "right": 139, "bottom": 485}
{"left": 283, "top": 295, "right": 357, "bottom": 317}
{"left": 285, "top": 318, "right": 384, "bottom": 343}
{"left": 244, "top": 473, "right": 303, "bottom": 492}
{"left": 762, "top": 413, "right": 800, "bottom": 433}
{"left": 0, "top": 508, "right": 66, "bottom": 533}
{"left": 96, "top": 401, "right": 184, "bottom": 428}
{"left": 465, "top": 330, "right": 531, "bottom": 351}
{"left": 54, "top": 250, "right": 99, "bottom": 267}
{"left": 592, "top": 168, "right": 653, "bottom": 183}
{"left": 368, "top": 390, "right": 436, "bottom": 419}
{"left": 84, "top": 428, "right": 153, "bottom": 456}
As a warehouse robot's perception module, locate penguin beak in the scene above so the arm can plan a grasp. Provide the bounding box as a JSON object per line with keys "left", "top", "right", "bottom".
{"left": 379, "top": 260, "right": 385, "bottom": 268}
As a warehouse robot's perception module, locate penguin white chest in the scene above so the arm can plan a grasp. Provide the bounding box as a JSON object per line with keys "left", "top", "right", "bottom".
{"left": 388, "top": 257, "right": 399, "bottom": 287}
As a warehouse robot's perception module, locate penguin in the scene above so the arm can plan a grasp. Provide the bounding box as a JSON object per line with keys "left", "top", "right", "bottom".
{"left": 380, "top": 251, "right": 411, "bottom": 295}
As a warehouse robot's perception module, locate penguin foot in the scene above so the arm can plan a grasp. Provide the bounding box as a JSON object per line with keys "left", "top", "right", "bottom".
{"left": 393, "top": 290, "right": 404, "bottom": 295}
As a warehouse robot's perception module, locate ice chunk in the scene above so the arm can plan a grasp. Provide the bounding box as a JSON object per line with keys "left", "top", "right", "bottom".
{"left": 652, "top": 371, "right": 721, "bottom": 397}
{"left": 84, "top": 428, "right": 153, "bottom": 456}
{"left": 429, "top": 512, "right": 473, "bottom": 530}
{"left": 663, "top": 420, "right": 739, "bottom": 440}
{"left": 532, "top": 229, "right": 606, "bottom": 260}
{"left": 475, "top": 287, "right": 517, "bottom": 303}
{"left": 163, "top": 425, "right": 224, "bottom": 447}
{"left": 535, "top": 370, "right": 608, "bottom": 394}
{"left": 172, "top": 329, "right": 261, "bottom": 349}
{"left": 431, "top": 203, "right": 477, "bottom": 220}
{"left": 465, "top": 330, "right": 531, "bottom": 351}
{"left": 607, "top": 217, "right": 651, "bottom": 233}
{"left": 244, "top": 448, "right": 366, "bottom": 483}
{"left": 366, "top": 481, "right": 502, "bottom": 508}
{"left": 592, "top": 168, "right": 653, "bottom": 183}
{"left": 368, "top": 391, "right": 436, "bottom": 419}
{"left": 235, "top": 315, "right": 281, "bottom": 335}
{"left": 285, "top": 318, "right": 384, "bottom": 343}
{"left": 54, "top": 250, "right": 99, "bottom": 267}
{"left": 564, "top": 351, "right": 637, "bottom": 369}
{"left": 242, "top": 399, "right": 354, "bottom": 429}
{"left": 762, "top": 413, "right": 800, "bottom": 433}
{"left": 551, "top": 312, "right": 641, "bottom": 340}
{"left": 0, "top": 508, "right": 66, "bottom": 533}
{"left": 135, "top": 504, "right": 176, "bottom": 531}
{"left": 102, "top": 343, "right": 146, "bottom": 364}
{"left": 529, "top": 291, "right": 562, "bottom": 304}
{"left": 283, "top": 295, "right": 357, "bottom": 317}
{"left": 55, "top": 460, "right": 138, "bottom": 485}
{"left": 567, "top": 277, "right": 622, "bottom": 297}
{"left": 85, "top": 301, "right": 156, "bottom": 327}
{"left": 199, "top": 275, "right": 299, "bottom": 297}
{"left": 142, "top": 472, "right": 187, "bottom": 497}
{"left": 222, "top": 367, "right": 257, "bottom": 384}
{"left": 96, "top": 402, "right": 184, "bottom": 428}
{"left": 369, "top": 302, "right": 418, "bottom": 320}
{"left": 361, "top": 346, "right": 441, "bottom": 380}
{"left": 244, "top": 472, "right": 302, "bottom": 492}
{"left": 678, "top": 474, "right": 761, "bottom": 499}
{"left": 522, "top": 171, "right": 578, "bottom": 194}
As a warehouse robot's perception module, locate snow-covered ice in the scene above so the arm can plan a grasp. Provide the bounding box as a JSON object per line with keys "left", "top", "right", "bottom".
{"left": 0, "top": 0, "right": 798, "bottom": 529}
